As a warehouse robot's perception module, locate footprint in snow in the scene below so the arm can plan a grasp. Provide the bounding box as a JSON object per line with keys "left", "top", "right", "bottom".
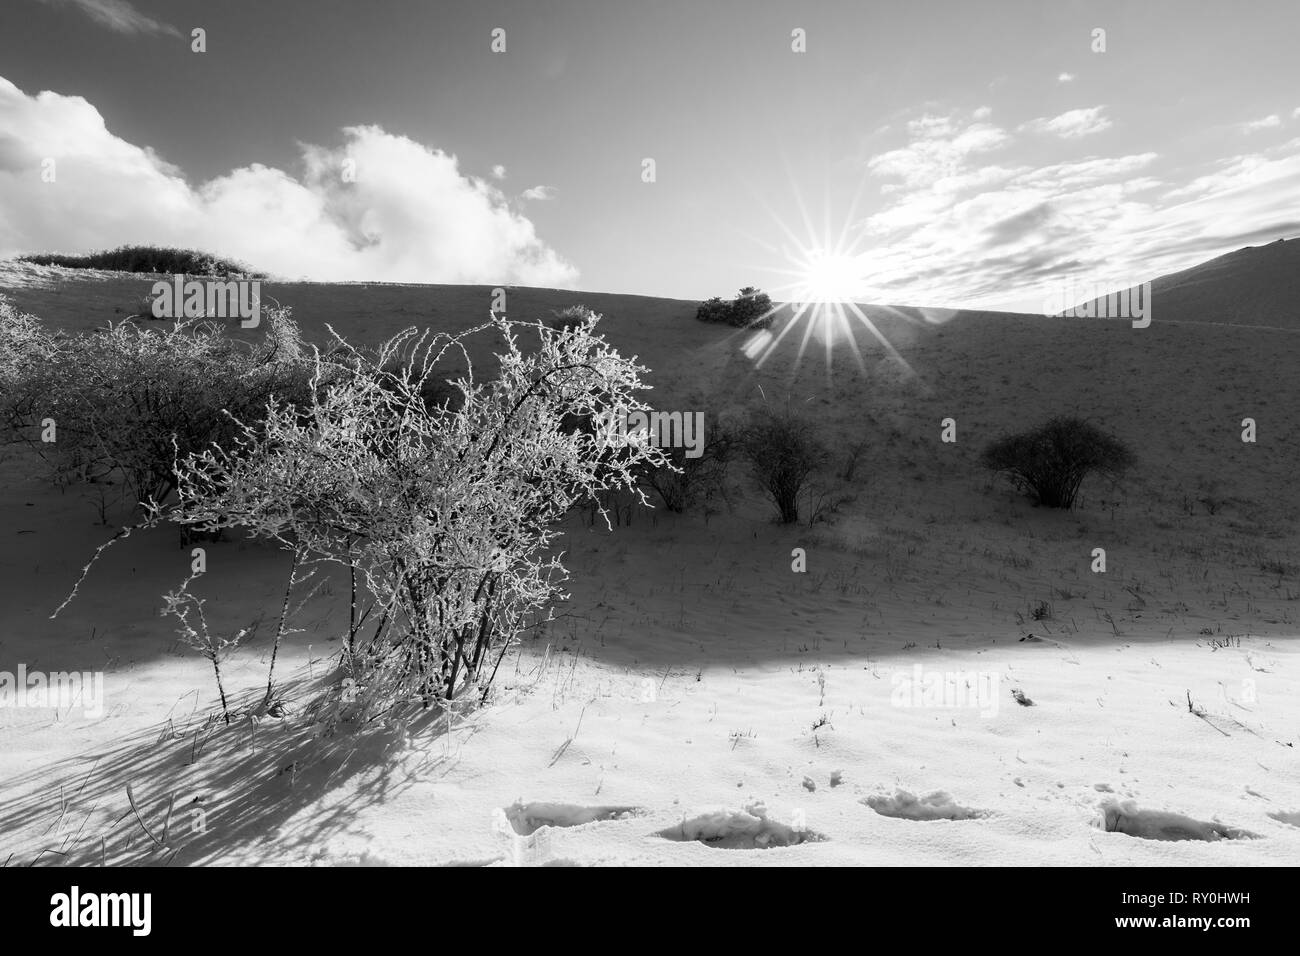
{"left": 658, "top": 802, "right": 826, "bottom": 849}
{"left": 1096, "top": 798, "right": 1258, "bottom": 842}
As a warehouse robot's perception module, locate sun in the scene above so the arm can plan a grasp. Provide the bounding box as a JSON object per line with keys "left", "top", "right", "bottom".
{"left": 798, "top": 249, "right": 864, "bottom": 304}
{"left": 729, "top": 172, "right": 923, "bottom": 381}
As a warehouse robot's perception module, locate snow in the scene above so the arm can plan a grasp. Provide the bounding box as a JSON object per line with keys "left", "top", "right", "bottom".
{"left": 863, "top": 790, "right": 988, "bottom": 822}
{"left": 501, "top": 801, "right": 643, "bottom": 836}
{"left": 656, "top": 803, "right": 827, "bottom": 849}
{"left": 1096, "top": 799, "right": 1259, "bottom": 842}
{"left": 1, "top": 268, "right": 1298, "bottom": 867}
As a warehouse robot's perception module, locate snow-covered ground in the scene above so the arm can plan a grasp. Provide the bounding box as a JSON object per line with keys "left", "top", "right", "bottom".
{"left": 2, "top": 267, "right": 1297, "bottom": 866}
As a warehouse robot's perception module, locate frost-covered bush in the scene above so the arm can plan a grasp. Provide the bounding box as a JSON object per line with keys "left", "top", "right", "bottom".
{"left": 0, "top": 303, "right": 311, "bottom": 511}
{"left": 0, "top": 295, "right": 59, "bottom": 394}
{"left": 166, "top": 313, "right": 671, "bottom": 720}
{"left": 548, "top": 304, "right": 595, "bottom": 333}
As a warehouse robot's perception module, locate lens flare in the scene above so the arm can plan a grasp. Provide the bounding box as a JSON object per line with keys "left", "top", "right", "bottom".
{"left": 727, "top": 169, "right": 927, "bottom": 382}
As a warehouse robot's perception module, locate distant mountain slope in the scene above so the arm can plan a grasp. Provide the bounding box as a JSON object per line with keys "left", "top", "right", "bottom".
{"left": 1072, "top": 236, "right": 1300, "bottom": 329}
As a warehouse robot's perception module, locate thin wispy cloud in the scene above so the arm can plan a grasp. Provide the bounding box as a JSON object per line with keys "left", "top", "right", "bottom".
{"left": 867, "top": 113, "right": 1009, "bottom": 190}
{"left": 36, "top": 0, "right": 180, "bottom": 37}
{"left": 1022, "top": 107, "right": 1112, "bottom": 140}
{"left": 1241, "top": 114, "right": 1281, "bottom": 133}
{"left": 520, "top": 185, "right": 556, "bottom": 201}
{"left": 1057, "top": 73, "right": 1075, "bottom": 84}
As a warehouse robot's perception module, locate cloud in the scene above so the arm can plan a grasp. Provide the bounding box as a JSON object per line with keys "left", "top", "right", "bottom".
{"left": 1241, "top": 114, "right": 1281, "bottom": 133}
{"left": 1151, "top": 221, "right": 1300, "bottom": 259}
{"left": 982, "top": 202, "right": 1055, "bottom": 248}
{"left": 35, "top": 0, "right": 180, "bottom": 37}
{"left": 851, "top": 103, "right": 1300, "bottom": 311}
{"left": 0, "top": 76, "right": 578, "bottom": 286}
{"left": 1057, "top": 73, "right": 1075, "bottom": 83}
{"left": 867, "top": 112, "right": 1009, "bottom": 189}
{"left": 1022, "top": 106, "right": 1112, "bottom": 139}
{"left": 520, "top": 185, "right": 556, "bottom": 201}
{"left": 491, "top": 164, "right": 506, "bottom": 179}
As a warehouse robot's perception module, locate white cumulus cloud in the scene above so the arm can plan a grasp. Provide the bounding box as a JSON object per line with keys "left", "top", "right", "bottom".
{"left": 0, "top": 76, "right": 578, "bottom": 286}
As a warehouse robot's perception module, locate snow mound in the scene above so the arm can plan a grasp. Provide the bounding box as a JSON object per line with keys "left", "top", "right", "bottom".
{"left": 502, "top": 801, "right": 643, "bottom": 836}
{"left": 863, "top": 789, "right": 988, "bottom": 821}
{"left": 308, "top": 845, "right": 392, "bottom": 866}
{"left": 1096, "top": 799, "right": 1258, "bottom": 842}
{"left": 658, "top": 802, "right": 826, "bottom": 849}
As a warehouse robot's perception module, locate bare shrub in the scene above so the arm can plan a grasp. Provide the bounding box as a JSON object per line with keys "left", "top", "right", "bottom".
{"left": 643, "top": 415, "right": 736, "bottom": 515}
{"left": 740, "top": 408, "right": 829, "bottom": 524}
{"left": 840, "top": 439, "right": 869, "bottom": 482}
{"left": 980, "top": 416, "right": 1135, "bottom": 510}
{"left": 803, "top": 474, "right": 856, "bottom": 528}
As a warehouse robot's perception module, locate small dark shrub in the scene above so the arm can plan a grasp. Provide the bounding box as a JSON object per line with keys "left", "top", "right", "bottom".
{"left": 695, "top": 287, "right": 776, "bottom": 329}
{"left": 980, "top": 416, "right": 1135, "bottom": 510}
{"left": 16, "top": 245, "right": 261, "bottom": 279}
{"left": 803, "top": 475, "right": 855, "bottom": 528}
{"left": 740, "top": 408, "right": 829, "bottom": 524}
{"left": 841, "top": 439, "right": 869, "bottom": 482}
{"left": 730, "top": 287, "right": 775, "bottom": 328}
{"left": 695, "top": 297, "right": 733, "bottom": 325}
{"left": 643, "top": 416, "right": 736, "bottom": 515}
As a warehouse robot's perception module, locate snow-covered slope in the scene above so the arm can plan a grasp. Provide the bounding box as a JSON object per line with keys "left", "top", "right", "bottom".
{"left": 1, "top": 263, "right": 1297, "bottom": 866}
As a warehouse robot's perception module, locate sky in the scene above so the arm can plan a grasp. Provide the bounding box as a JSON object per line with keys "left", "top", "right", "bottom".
{"left": 0, "top": 0, "right": 1297, "bottom": 311}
